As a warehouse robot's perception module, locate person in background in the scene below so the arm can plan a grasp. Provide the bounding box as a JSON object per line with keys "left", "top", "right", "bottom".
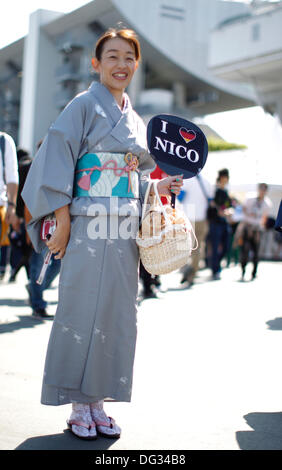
{"left": 207, "top": 168, "right": 232, "bottom": 280}
{"left": 0, "top": 132, "right": 18, "bottom": 280}
{"left": 239, "top": 183, "right": 272, "bottom": 281}
{"left": 179, "top": 173, "right": 213, "bottom": 287}
{"left": 225, "top": 197, "right": 243, "bottom": 267}
{"left": 274, "top": 200, "right": 282, "bottom": 233}
{"left": 25, "top": 238, "right": 61, "bottom": 319}
{"left": 8, "top": 149, "right": 33, "bottom": 282}
{"left": 23, "top": 141, "right": 61, "bottom": 318}
{"left": 0, "top": 246, "right": 9, "bottom": 280}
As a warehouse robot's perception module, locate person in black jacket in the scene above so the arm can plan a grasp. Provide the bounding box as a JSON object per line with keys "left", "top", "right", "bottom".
{"left": 207, "top": 169, "right": 232, "bottom": 280}
{"left": 8, "top": 149, "right": 33, "bottom": 282}
{"left": 10, "top": 146, "right": 60, "bottom": 317}
{"left": 24, "top": 142, "right": 61, "bottom": 318}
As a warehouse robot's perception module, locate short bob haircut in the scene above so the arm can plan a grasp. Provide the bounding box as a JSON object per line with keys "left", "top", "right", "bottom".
{"left": 95, "top": 28, "right": 141, "bottom": 62}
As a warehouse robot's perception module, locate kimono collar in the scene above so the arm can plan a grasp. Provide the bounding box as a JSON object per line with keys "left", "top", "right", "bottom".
{"left": 89, "top": 82, "right": 131, "bottom": 121}
{"left": 88, "top": 81, "right": 156, "bottom": 174}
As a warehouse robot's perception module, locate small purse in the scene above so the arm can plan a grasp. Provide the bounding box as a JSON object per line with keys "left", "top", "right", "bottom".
{"left": 136, "top": 180, "right": 197, "bottom": 275}
{"left": 40, "top": 214, "right": 56, "bottom": 240}
{"left": 37, "top": 214, "right": 57, "bottom": 285}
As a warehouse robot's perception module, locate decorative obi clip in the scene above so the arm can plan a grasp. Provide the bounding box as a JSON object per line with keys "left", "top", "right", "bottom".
{"left": 74, "top": 152, "right": 139, "bottom": 198}
{"left": 124, "top": 153, "right": 139, "bottom": 193}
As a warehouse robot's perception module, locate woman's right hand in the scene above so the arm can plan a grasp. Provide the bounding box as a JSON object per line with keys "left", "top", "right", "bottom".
{"left": 46, "top": 205, "right": 71, "bottom": 259}
{"left": 156, "top": 174, "right": 184, "bottom": 197}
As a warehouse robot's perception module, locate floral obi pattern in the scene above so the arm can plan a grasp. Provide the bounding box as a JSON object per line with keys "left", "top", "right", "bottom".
{"left": 73, "top": 152, "right": 139, "bottom": 198}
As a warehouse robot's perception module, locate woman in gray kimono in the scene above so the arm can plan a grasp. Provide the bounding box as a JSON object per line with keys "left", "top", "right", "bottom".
{"left": 22, "top": 27, "right": 183, "bottom": 440}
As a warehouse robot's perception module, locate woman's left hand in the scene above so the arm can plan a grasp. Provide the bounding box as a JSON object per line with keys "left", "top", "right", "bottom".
{"left": 156, "top": 174, "right": 184, "bottom": 197}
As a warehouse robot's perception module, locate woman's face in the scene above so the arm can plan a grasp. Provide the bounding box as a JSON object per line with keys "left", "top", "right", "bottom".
{"left": 92, "top": 37, "right": 138, "bottom": 95}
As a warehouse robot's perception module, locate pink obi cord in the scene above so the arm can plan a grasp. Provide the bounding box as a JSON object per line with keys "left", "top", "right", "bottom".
{"left": 76, "top": 153, "right": 139, "bottom": 193}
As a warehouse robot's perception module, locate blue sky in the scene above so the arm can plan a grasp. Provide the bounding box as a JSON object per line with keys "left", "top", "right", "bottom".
{"left": 0, "top": 1, "right": 89, "bottom": 49}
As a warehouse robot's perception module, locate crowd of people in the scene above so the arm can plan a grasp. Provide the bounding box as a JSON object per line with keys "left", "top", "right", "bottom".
{"left": 179, "top": 170, "right": 273, "bottom": 283}
{"left": 139, "top": 167, "right": 275, "bottom": 298}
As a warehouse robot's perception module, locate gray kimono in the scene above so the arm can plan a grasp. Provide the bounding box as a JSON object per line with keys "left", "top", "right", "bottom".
{"left": 22, "top": 81, "right": 155, "bottom": 405}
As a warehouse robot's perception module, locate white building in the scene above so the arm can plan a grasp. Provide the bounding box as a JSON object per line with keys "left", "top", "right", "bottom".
{"left": 209, "top": 0, "right": 282, "bottom": 122}
{"left": 207, "top": 0, "right": 282, "bottom": 224}
{"left": 0, "top": 0, "right": 258, "bottom": 153}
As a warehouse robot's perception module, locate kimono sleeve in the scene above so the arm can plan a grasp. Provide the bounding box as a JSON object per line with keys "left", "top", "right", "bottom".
{"left": 21, "top": 95, "right": 86, "bottom": 252}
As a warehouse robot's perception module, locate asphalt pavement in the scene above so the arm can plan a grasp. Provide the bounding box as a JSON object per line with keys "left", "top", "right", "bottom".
{"left": 0, "top": 259, "right": 282, "bottom": 451}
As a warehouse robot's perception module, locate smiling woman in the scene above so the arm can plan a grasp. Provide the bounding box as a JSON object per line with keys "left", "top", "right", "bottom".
{"left": 22, "top": 26, "right": 183, "bottom": 442}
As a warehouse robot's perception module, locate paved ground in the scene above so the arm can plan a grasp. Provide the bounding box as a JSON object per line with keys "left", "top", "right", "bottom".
{"left": 0, "top": 259, "right": 282, "bottom": 451}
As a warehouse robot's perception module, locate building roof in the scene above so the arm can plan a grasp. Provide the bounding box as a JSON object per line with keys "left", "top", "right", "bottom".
{"left": 40, "top": 0, "right": 256, "bottom": 115}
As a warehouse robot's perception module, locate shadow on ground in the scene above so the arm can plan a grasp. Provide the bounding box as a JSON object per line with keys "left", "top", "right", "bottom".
{"left": 236, "top": 412, "right": 282, "bottom": 450}
{"left": 0, "top": 314, "right": 52, "bottom": 334}
{"left": 15, "top": 429, "right": 116, "bottom": 450}
{"left": 0, "top": 298, "right": 28, "bottom": 308}
{"left": 165, "top": 277, "right": 212, "bottom": 292}
{"left": 0, "top": 298, "right": 57, "bottom": 307}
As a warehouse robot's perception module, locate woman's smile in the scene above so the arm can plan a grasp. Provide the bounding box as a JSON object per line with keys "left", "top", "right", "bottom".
{"left": 112, "top": 72, "right": 128, "bottom": 80}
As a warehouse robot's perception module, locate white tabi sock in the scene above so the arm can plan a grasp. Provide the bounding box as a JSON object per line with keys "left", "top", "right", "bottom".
{"left": 69, "top": 402, "right": 96, "bottom": 438}
{"left": 90, "top": 400, "right": 121, "bottom": 436}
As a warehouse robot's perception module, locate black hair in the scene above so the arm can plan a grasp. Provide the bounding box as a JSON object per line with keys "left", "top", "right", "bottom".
{"left": 258, "top": 183, "right": 268, "bottom": 191}
{"left": 16, "top": 148, "right": 30, "bottom": 162}
{"left": 218, "top": 168, "right": 229, "bottom": 178}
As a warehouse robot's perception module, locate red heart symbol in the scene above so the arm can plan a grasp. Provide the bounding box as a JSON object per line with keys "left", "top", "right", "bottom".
{"left": 179, "top": 127, "right": 196, "bottom": 144}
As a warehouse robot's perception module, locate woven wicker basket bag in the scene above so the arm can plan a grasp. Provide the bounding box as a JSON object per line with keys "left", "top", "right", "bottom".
{"left": 136, "top": 180, "right": 197, "bottom": 275}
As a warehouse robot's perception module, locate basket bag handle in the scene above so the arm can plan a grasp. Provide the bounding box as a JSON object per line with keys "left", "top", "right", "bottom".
{"left": 141, "top": 179, "right": 198, "bottom": 250}
{"left": 141, "top": 180, "right": 171, "bottom": 225}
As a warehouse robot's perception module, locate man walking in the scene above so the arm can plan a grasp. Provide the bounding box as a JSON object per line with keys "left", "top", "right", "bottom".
{"left": 239, "top": 183, "right": 272, "bottom": 280}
